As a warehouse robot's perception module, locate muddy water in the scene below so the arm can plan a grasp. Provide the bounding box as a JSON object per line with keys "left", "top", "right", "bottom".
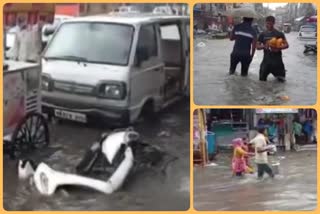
{"left": 194, "top": 151, "right": 317, "bottom": 211}
{"left": 3, "top": 100, "right": 190, "bottom": 211}
{"left": 194, "top": 32, "right": 317, "bottom": 105}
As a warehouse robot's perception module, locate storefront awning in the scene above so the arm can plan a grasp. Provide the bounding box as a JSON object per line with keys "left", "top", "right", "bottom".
{"left": 256, "top": 109, "right": 299, "bottom": 114}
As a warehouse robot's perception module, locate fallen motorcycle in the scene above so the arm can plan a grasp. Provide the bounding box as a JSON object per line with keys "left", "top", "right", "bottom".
{"left": 18, "top": 128, "right": 173, "bottom": 196}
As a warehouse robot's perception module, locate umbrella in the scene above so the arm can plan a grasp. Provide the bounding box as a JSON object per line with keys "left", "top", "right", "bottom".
{"left": 229, "top": 7, "right": 258, "bottom": 19}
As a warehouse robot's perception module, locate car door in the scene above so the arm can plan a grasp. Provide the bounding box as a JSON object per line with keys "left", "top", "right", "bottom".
{"left": 130, "top": 23, "right": 165, "bottom": 118}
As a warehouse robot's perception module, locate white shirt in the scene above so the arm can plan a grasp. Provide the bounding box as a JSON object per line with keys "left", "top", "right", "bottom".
{"left": 8, "top": 25, "right": 42, "bottom": 62}
{"left": 250, "top": 133, "right": 268, "bottom": 164}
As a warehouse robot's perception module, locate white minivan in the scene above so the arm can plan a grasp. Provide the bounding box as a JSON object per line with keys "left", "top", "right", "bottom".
{"left": 42, "top": 14, "right": 190, "bottom": 126}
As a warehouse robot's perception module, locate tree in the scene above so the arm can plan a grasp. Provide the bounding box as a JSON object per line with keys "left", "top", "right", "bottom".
{"left": 299, "top": 3, "right": 316, "bottom": 17}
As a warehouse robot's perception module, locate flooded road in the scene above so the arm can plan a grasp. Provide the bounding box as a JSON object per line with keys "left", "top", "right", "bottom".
{"left": 194, "top": 32, "right": 317, "bottom": 105}
{"left": 194, "top": 151, "right": 317, "bottom": 211}
{"left": 3, "top": 99, "right": 190, "bottom": 211}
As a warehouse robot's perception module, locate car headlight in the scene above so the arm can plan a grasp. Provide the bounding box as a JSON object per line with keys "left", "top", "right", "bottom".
{"left": 41, "top": 74, "right": 53, "bottom": 91}
{"left": 97, "top": 82, "right": 126, "bottom": 100}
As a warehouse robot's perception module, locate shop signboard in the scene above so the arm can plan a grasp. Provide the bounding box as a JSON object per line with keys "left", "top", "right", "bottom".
{"left": 4, "top": 3, "right": 55, "bottom": 26}
{"left": 256, "top": 109, "right": 299, "bottom": 114}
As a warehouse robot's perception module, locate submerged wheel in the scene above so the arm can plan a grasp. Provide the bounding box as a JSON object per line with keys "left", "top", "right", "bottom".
{"left": 10, "top": 112, "right": 50, "bottom": 159}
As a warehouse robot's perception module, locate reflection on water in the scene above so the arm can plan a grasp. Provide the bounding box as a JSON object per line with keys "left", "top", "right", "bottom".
{"left": 194, "top": 151, "right": 317, "bottom": 211}
{"left": 194, "top": 32, "right": 317, "bottom": 105}
{"left": 4, "top": 100, "right": 190, "bottom": 211}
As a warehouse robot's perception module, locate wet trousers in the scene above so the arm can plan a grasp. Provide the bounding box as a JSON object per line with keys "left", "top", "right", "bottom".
{"left": 257, "top": 163, "right": 274, "bottom": 178}
{"left": 229, "top": 52, "right": 252, "bottom": 76}
{"left": 259, "top": 53, "right": 285, "bottom": 81}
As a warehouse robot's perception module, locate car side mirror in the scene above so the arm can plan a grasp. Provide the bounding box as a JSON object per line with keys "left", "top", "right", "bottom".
{"left": 44, "top": 26, "right": 55, "bottom": 36}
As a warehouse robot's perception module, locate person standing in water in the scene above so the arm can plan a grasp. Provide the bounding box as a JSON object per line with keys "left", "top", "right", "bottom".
{"left": 257, "top": 16, "right": 289, "bottom": 82}
{"left": 250, "top": 127, "right": 274, "bottom": 179}
{"left": 229, "top": 17, "right": 257, "bottom": 76}
{"left": 293, "top": 119, "right": 303, "bottom": 145}
{"left": 231, "top": 138, "right": 254, "bottom": 177}
{"left": 242, "top": 137, "right": 254, "bottom": 173}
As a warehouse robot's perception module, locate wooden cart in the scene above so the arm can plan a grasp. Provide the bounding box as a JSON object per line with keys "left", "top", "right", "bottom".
{"left": 3, "top": 61, "right": 49, "bottom": 159}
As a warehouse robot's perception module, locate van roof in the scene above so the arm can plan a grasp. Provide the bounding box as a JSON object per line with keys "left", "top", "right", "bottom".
{"left": 64, "top": 13, "right": 189, "bottom": 26}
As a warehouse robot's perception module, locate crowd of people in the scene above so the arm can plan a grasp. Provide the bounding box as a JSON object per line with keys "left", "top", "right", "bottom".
{"left": 5, "top": 16, "right": 46, "bottom": 63}
{"left": 257, "top": 116, "right": 317, "bottom": 146}
{"left": 293, "top": 118, "right": 317, "bottom": 145}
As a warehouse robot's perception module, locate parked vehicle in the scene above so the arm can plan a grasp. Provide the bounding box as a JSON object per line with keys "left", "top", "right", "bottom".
{"left": 298, "top": 24, "right": 317, "bottom": 40}
{"left": 42, "top": 14, "right": 190, "bottom": 126}
{"left": 283, "top": 23, "right": 292, "bottom": 33}
{"left": 118, "top": 6, "right": 140, "bottom": 14}
{"left": 153, "top": 6, "right": 173, "bottom": 15}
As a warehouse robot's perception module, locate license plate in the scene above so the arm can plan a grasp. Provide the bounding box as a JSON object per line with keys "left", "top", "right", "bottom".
{"left": 54, "top": 109, "right": 87, "bottom": 123}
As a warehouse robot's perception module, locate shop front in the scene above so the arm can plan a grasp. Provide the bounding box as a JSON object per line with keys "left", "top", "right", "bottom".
{"left": 193, "top": 109, "right": 219, "bottom": 165}
{"left": 255, "top": 109, "right": 317, "bottom": 151}
{"left": 206, "top": 109, "right": 250, "bottom": 149}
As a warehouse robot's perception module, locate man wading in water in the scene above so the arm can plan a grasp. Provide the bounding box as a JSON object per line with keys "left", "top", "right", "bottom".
{"left": 229, "top": 17, "right": 257, "bottom": 76}
{"left": 257, "top": 16, "right": 289, "bottom": 82}
{"left": 250, "top": 127, "right": 275, "bottom": 179}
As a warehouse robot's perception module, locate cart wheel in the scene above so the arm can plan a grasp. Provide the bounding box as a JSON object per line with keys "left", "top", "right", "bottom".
{"left": 10, "top": 112, "right": 50, "bottom": 159}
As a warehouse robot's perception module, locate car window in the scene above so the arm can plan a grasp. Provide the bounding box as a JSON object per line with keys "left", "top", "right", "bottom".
{"left": 301, "top": 26, "right": 316, "bottom": 32}
{"left": 45, "top": 22, "right": 134, "bottom": 66}
{"left": 136, "top": 24, "right": 158, "bottom": 62}
{"left": 160, "top": 24, "right": 181, "bottom": 40}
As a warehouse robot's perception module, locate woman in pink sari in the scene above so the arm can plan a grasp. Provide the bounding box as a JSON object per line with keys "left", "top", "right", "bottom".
{"left": 232, "top": 138, "right": 253, "bottom": 176}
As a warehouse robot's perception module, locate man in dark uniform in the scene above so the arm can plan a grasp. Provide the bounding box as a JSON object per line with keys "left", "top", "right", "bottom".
{"left": 229, "top": 17, "right": 257, "bottom": 76}
{"left": 257, "top": 16, "right": 289, "bottom": 82}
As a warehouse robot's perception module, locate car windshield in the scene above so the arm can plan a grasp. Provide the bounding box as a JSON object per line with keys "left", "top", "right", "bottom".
{"left": 44, "top": 22, "right": 134, "bottom": 65}
{"left": 301, "top": 26, "right": 316, "bottom": 32}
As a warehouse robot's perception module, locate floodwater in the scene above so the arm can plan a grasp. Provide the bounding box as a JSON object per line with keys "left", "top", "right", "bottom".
{"left": 3, "top": 100, "right": 190, "bottom": 211}
{"left": 194, "top": 32, "right": 317, "bottom": 105}
{"left": 194, "top": 151, "right": 317, "bottom": 211}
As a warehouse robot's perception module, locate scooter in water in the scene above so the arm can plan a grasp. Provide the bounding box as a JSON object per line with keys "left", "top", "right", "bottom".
{"left": 18, "top": 128, "right": 172, "bottom": 196}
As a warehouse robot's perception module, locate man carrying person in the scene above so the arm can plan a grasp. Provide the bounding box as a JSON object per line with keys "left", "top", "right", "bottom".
{"left": 257, "top": 16, "right": 289, "bottom": 82}
{"left": 229, "top": 17, "right": 257, "bottom": 76}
